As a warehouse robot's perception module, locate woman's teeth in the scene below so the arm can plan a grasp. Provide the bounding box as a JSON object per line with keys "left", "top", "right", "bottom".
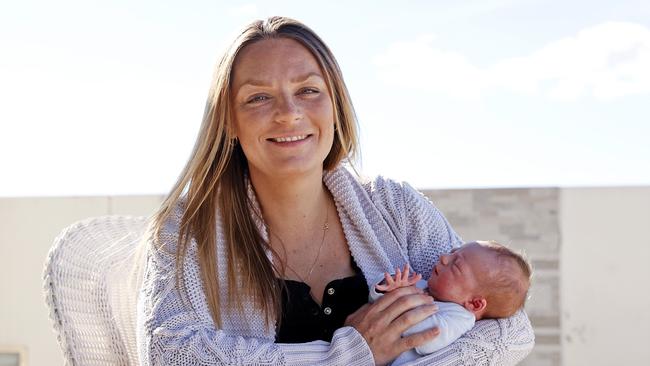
{"left": 271, "top": 135, "right": 308, "bottom": 142}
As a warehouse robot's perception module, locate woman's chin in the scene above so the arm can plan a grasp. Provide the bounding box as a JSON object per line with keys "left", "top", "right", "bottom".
{"left": 251, "top": 162, "right": 325, "bottom": 181}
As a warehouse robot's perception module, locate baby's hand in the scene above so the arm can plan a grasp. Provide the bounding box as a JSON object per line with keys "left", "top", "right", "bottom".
{"left": 375, "top": 264, "right": 423, "bottom": 292}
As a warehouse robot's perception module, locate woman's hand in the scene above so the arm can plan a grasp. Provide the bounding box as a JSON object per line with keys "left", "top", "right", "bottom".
{"left": 344, "top": 286, "right": 439, "bottom": 366}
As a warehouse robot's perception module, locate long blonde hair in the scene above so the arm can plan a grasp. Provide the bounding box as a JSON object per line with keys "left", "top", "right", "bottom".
{"left": 149, "top": 16, "right": 359, "bottom": 328}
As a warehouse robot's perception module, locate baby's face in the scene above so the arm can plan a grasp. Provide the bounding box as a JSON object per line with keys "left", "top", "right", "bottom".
{"left": 427, "top": 242, "right": 498, "bottom": 304}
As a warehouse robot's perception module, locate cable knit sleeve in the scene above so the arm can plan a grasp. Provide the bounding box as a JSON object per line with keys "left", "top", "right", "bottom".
{"left": 396, "top": 182, "right": 535, "bottom": 366}
{"left": 136, "top": 217, "right": 374, "bottom": 366}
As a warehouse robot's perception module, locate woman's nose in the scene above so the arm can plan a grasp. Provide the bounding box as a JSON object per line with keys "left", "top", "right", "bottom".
{"left": 274, "top": 94, "right": 302, "bottom": 124}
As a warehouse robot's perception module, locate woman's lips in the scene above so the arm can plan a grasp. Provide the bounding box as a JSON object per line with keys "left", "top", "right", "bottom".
{"left": 267, "top": 134, "right": 312, "bottom": 146}
{"left": 268, "top": 134, "right": 310, "bottom": 142}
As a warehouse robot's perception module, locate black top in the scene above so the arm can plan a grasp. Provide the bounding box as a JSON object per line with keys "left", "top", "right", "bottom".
{"left": 275, "top": 261, "right": 369, "bottom": 343}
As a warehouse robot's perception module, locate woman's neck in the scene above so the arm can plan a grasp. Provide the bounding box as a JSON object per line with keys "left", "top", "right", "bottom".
{"left": 250, "top": 168, "right": 330, "bottom": 237}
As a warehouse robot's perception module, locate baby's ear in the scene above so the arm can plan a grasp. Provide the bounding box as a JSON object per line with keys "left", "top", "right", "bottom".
{"left": 464, "top": 297, "right": 487, "bottom": 315}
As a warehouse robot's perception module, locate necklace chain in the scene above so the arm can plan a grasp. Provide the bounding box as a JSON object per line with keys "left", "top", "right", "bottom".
{"left": 271, "top": 201, "right": 330, "bottom": 283}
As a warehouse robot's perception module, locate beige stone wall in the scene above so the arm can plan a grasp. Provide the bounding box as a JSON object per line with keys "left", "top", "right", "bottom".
{"left": 423, "top": 188, "right": 561, "bottom": 366}
{"left": 1, "top": 187, "right": 648, "bottom": 365}
{"left": 423, "top": 186, "right": 650, "bottom": 365}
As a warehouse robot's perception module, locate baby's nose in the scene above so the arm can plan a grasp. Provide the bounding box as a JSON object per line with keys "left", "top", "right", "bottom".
{"left": 440, "top": 254, "right": 450, "bottom": 265}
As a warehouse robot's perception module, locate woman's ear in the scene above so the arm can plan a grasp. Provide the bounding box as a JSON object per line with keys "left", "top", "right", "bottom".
{"left": 228, "top": 122, "right": 238, "bottom": 140}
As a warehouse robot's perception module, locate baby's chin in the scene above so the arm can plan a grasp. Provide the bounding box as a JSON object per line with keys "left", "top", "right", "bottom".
{"left": 427, "top": 279, "right": 441, "bottom": 298}
{"left": 429, "top": 290, "right": 453, "bottom": 303}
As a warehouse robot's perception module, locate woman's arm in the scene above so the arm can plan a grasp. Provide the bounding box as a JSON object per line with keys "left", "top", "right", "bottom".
{"left": 137, "top": 235, "right": 376, "bottom": 366}
{"left": 407, "top": 308, "right": 534, "bottom": 366}
{"left": 368, "top": 179, "right": 535, "bottom": 365}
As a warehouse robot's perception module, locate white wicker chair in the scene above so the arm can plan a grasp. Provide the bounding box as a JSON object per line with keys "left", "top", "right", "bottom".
{"left": 43, "top": 216, "right": 149, "bottom": 366}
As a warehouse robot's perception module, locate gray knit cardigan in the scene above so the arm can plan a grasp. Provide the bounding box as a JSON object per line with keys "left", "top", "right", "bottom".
{"left": 136, "top": 166, "right": 534, "bottom": 365}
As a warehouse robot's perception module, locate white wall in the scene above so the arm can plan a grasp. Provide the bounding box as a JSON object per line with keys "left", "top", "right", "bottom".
{"left": 560, "top": 187, "right": 650, "bottom": 365}
{"left": 0, "top": 196, "right": 162, "bottom": 366}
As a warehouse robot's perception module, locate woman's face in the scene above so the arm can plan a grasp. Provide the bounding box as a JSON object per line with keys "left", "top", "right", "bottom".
{"left": 231, "top": 38, "right": 335, "bottom": 181}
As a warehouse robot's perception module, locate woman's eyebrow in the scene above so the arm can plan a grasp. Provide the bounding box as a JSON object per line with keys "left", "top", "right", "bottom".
{"left": 290, "top": 72, "right": 324, "bottom": 84}
{"left": 238, "top": 79, "right": 268, "bottom": 88}
{"left": 238, "top": 72, "right": 325, "bottom": 89}
{"left": 234, "top": 81, "right": 268, "bottom": 101}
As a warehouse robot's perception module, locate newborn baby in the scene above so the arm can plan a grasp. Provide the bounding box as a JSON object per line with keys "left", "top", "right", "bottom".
{"left": 369, "top": 241, "right": 532, "bottom": 365}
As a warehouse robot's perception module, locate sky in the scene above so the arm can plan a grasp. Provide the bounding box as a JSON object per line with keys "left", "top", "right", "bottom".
{"left": 1, "top": 0, "right": 649, "bottom": 196}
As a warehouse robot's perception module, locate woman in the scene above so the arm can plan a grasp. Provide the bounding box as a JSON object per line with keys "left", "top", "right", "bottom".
{"left": 137, "top": 16, "right": 534, "bottom": 365}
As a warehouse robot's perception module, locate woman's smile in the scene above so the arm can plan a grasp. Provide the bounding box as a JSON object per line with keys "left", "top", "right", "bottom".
{"left": 267, "top": 134, "right": 312, "bottom": 144}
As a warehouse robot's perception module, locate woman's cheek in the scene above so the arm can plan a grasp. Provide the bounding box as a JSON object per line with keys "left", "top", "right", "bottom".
{"left": 304, "top": 94, "right": 334, "bottom": 117}
{"left": 240, "top": 105, "right": 272, "bottom": 124}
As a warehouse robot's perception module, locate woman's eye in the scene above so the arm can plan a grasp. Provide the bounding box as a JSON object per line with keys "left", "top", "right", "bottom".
{"left": 247, "top": 95, "right": 269, "bottom": 104}
{"left": 300, "top": 88, "right": 319, "bottom": 95}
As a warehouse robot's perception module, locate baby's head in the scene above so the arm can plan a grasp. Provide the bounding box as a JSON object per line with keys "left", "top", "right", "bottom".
{"left": 427, "top": 240, "right": 531, "bottom": 320}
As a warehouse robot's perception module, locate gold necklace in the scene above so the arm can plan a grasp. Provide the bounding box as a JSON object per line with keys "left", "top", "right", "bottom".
{"left": 271, "top": 201, "right": 330, "bottom": 283}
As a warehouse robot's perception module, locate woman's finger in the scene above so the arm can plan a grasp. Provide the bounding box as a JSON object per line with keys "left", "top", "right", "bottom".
{"left": 369, "top": 286, "right": 424, "bottom": 313}
{"left": 397, "top": 326, "right": 441, "bottom": 353}
{"left": 392, "top": 303, "right": 438, "bottom": 335}
{"left": 375, "top": 293, "right": 434, "bottom": 324}
{"left": 344, "top": 303, "right": 369, "bottom": 325}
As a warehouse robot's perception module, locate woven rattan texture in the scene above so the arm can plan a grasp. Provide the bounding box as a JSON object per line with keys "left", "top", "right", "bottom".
{"left": 43, "top": 215, "right": 148, "bottom": 366}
